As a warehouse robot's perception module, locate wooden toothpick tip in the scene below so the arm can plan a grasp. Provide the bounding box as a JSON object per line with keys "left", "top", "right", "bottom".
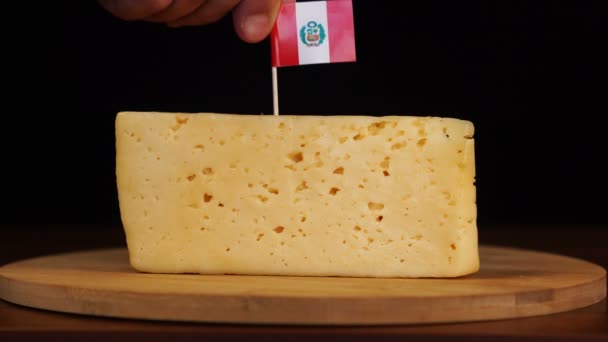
{"left": 272, "top": 67, "right": 279, "bottom": 116}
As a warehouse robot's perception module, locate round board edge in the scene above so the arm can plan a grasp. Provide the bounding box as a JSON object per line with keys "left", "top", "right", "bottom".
{"left": 0, "top": 246, "right": 606, "bottom": 325}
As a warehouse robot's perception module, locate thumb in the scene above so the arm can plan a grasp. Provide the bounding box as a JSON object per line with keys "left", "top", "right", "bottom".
{"left": 232, "top": 0, "right": 282, "bottom": 43}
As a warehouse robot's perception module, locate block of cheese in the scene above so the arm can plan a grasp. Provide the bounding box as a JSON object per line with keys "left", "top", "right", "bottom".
{"left": 116, "top": 112, "right": 478, "bottom": 278}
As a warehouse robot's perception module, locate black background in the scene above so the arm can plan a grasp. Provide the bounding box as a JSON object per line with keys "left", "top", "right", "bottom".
{"left": 2, "top": 1, "right": 606, "bottom": 227}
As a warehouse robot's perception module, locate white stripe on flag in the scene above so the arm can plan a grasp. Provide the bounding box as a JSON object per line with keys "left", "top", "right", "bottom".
{"left": 295, "top": 1, "right": 330, "bottom": 65}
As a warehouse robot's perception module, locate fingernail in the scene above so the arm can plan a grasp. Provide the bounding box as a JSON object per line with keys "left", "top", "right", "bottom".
{"left": 243, "top": 14, "right": 269, "bottom": 41}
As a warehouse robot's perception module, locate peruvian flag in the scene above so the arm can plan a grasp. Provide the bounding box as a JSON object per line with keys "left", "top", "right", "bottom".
{"left": 271, "top": 0, "right": 356, "bottom": 67}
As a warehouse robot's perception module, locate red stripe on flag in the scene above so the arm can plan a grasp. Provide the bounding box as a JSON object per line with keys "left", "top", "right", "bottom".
{"left": 271, "top": 2, "right": 299, "bottom": 67}
{"left": 327, "top": 0, "right": 356, "bottom": 63}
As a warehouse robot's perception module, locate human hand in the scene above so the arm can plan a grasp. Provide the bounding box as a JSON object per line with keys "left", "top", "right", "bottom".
{"left": 98, "top": 0, "right": 282, "bottom": 43}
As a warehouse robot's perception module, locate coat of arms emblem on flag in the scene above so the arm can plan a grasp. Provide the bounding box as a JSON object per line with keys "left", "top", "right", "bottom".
{"left": 300, "top": 21, "right": 326, "bottom": 47}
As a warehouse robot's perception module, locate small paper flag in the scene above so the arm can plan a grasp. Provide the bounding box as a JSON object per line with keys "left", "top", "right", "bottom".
{"left": 271, "top": 0, "right": 356, "bottom": 67}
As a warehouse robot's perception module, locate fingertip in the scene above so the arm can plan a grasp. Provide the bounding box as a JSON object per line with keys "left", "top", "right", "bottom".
{"left": 232, "top": 0, "right": 281, "bottom": 43}
{"left": 99, "top": 0, "right": 174, "bottom": 21}
{"left": 236, "top": 14, "right": 271, "bottom": 43}
{"left": 148, "top": 0, "right": 175, "bottom": 15}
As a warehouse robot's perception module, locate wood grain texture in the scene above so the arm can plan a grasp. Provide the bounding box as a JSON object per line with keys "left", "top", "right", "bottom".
{"left": 0, "top": 246, "right": 605, "bottom": 325}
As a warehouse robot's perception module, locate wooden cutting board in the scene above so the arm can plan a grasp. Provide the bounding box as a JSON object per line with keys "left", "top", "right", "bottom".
{"left": 0, "top": 246, "right": 605, "bottom": 325}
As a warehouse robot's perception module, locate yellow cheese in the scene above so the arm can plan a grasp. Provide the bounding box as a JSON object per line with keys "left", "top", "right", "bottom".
{"left": 116, "top": 112, "right": 478, "bottom": 277}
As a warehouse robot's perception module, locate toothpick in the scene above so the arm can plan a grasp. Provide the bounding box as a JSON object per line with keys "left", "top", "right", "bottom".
{"left": 272, "top": 66, "right": 279, "bottom": 116}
